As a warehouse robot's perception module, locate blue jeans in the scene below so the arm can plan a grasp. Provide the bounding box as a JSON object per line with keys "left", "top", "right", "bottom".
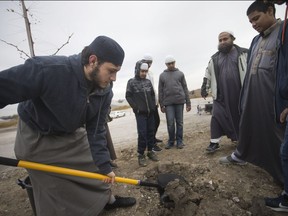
{"left": 135, "top": 113, "right": 155, "bottom": 155}
{"left": 165, "top": 104, "right": 184, "bottom": 146}
{"left": 281, "top": 119, "right": 288, "bottom": 193}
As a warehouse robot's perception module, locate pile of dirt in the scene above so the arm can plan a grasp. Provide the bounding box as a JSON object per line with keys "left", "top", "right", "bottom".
{"left": 0, "top": 113, "right": 286, "bottom": 216}
{"left": 100, "top": 159, "right": 281, "bottom": 216}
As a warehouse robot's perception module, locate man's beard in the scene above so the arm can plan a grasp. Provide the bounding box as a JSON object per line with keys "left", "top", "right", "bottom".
{"left": 89, "top": 65, "right": 104, "bottom": 89}
{"left": 218, "top": 43, "right": 233, "bottom": 54}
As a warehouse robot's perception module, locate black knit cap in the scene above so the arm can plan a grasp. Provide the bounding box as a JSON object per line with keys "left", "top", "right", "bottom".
{"left": 88, "top": 35, "right": 125, "bottom": 66}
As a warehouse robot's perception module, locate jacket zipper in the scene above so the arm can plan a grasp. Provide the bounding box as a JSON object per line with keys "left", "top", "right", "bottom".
{"left": 143, "top": 82, "right": 150, "bottom": 114}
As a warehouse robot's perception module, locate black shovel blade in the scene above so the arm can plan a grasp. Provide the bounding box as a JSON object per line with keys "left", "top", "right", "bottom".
{"left": 157, "top": 173, "right": 185, "bottom": 195}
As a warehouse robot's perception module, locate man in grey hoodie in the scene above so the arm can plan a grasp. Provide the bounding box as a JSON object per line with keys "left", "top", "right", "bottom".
{"left": 158, "top": 55, "right": 191, "bottom": 149}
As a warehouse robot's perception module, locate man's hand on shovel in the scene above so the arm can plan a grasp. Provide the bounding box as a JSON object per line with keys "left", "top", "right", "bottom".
{"left": 105, "top": 171, "right": 115, "bottom": 184}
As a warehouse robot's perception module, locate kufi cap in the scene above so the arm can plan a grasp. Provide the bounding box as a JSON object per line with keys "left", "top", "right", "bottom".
{"left": 143, "top": 53, "right": 153, "bottom": 62}
{"left": 220, "top": 31, "right": 235, "bottom": 39}
{"left": 165, "top": 55, "right": 175, "bottom": 64}
{"left": 140, "top": 63, "right": 149, "bottom": 70}
{"left": 88, "top": 35, "right": 125, "bottom": 66}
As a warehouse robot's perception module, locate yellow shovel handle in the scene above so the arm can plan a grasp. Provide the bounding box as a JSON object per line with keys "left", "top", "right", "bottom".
{"left": 0, "top": 156, "right": 159, "bottom": 188}
{"left": 17, "top": 160, "right": 140, "bottom": 185}
{"left": 18, "top": 160, "right": 139, "bottom": 185}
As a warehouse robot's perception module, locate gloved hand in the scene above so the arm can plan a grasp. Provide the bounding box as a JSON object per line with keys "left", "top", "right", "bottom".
{"left": 201, "top": 77, "right": 208, "bottom": 98}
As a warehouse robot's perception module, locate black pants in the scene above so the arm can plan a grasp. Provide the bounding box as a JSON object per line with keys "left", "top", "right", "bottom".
{"left": 154, "top": 106, "right": 160, "bottom": 139}
{"left": 135, "top": 113, "right": 155, "bottom": 155}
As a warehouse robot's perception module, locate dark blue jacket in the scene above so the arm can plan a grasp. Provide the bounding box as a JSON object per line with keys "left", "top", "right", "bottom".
{"left": 0, "top": 54, "right": 113, "bottom": 174}
{"left": 126, "top": 60, "right": 156, "bottom": 115}
{"left": 125, "top": 74, "right": 156, "bottom": 115}
{"left": 275, "top": 20, "right": 288, "bottom": 126}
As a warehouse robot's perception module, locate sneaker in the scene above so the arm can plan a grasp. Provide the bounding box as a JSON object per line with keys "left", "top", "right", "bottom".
{"left": 177, "top": 144, "right": 184, "bottom": 149}
{"left": 152, "top": 144, "right": 162, "bottom": 152}
{"left": 155, "top": 138, "right": 163, "bottom": 143}
{"left": 219, "top": 155, "right": 247, "bottom": 165}
{"left": 104, "top": 195, "right": 136, "bottom": 210}
{"left": 138, "top": 154, "right": 147, "bottom": 167}
{"left": 206, "top": 142, "right": 220, "bottom": 153}
{"left": 265, "top": 194, "right": 288, "bottom": 212}
{"left": 147, "top": 151, "right": 159, "bottom": 161}
{"left": 165, "top": 144, "right": 173, "bottom": 149}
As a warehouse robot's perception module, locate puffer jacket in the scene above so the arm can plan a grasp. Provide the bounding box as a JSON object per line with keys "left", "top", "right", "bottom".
{"left": 125, "top": 63, "right": 156, "bottom": 115}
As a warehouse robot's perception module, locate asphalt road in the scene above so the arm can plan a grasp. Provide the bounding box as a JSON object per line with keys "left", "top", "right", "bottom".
{"left": 0, "top": 127, "right": 17, "bottom": 158}
{"left": 0, "top": 98, "right": 211, "bottom": 171}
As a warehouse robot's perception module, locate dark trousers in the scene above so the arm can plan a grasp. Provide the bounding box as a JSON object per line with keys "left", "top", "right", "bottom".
{"left": 281, "top": 121, "right": 288, "bottom": 193}
{"left": 135, "top": 113, "right": 155, "bottom": 155}
{"left": 105, "top": 124, "right": 117, "bottom": 160}
{"left": 154, "top": 106, "right": 160, "bottom": 141}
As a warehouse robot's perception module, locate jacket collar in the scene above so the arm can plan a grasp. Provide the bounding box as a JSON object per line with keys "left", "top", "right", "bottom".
{"left": 261, "top": 18, "right": 282, "bottom": 37}
{"left": 68, "top": 54, "right": 112, "bottom": 96}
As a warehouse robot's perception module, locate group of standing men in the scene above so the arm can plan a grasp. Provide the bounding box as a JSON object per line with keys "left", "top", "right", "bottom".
{"left": 201, "top": 0, "right": 288, "bottom": 212}
{"left": 125, "top": 54, "right": 191, "bottom": 167}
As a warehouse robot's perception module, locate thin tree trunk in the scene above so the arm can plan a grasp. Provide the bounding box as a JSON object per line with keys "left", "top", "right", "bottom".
{"left": 21, "top": 0, "right": 35, "bottom": 57}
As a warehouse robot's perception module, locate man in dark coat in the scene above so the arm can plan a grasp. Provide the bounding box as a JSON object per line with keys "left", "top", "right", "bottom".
{"left": 201, "top": 31, "right": 248, "bottom": 153}
{"left": 220, "top": 1, "right": 285, "bottom": 187}
{"left": 263, "top": 0, "right": 288, "bottom": 212}
{"left": 0, "top": 36, "right": 136, "bottom": 215}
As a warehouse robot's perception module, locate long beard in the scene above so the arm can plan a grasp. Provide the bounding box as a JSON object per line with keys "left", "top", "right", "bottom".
{"left": 218, "top": 43, "right": 233, "bottom": 54}
{"left": 89, "top": 66, "right": 102, "bottom": 89}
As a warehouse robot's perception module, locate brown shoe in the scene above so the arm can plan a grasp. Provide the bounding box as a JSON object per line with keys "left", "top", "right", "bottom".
{"left": 147, "top": 151, "right": 159, "bottom": 161}
{"left": 138, "top": 154, "right": 147, "bottom": 167}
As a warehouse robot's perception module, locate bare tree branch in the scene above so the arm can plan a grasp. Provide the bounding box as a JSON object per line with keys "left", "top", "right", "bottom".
{"left": 6, "top": 8, "right": 22, "bottom": 17}
{"left": 51, "top": 33, "right": 74, "bottom": 56}
{"left": 0, "top": 39, "right": 30, "bottom": 59}
{"left": 3, "top": 1, "right": 74, "bottom": 59}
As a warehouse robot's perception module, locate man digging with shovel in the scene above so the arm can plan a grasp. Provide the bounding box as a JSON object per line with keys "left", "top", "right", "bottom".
{"left": 0, "top": 36, "right": 136, "bottom": 216}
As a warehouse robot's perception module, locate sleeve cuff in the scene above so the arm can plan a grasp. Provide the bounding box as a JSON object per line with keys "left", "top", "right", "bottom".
{"left": 98, "top": 161, "right": 112, "bottom": 175}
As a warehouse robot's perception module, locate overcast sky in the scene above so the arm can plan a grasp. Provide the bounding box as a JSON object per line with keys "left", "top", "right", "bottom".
{"left": 0, "top": 1, "right": 286, "bottom": 102}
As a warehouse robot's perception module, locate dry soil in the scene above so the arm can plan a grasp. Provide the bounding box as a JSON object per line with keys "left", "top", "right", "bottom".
{"left": 0, "top": 99, "right": 286, "bottom": 216}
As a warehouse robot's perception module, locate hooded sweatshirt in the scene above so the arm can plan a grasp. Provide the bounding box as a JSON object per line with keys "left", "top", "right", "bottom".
{"left": 125, "top": 62, "right": 156, "bottom": 114}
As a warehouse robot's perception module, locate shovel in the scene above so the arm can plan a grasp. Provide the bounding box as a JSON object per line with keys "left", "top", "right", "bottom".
{"left": 0, "top": 156, "right": 184, "bottom": 194}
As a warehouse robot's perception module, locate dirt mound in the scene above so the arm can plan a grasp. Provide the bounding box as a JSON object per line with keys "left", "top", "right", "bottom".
{"left": 105, "top": 161, "right": 277, "bottom": 216}
{"left": 0, "top": 112, "right": 286, "bottom": 216}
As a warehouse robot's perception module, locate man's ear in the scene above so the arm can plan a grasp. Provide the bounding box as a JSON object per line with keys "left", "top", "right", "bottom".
{"left": 89, "top": 55, "right": 98, "bottom": 66}
{"left": 267, "top": 5, "right": 275, "bottom": 17}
